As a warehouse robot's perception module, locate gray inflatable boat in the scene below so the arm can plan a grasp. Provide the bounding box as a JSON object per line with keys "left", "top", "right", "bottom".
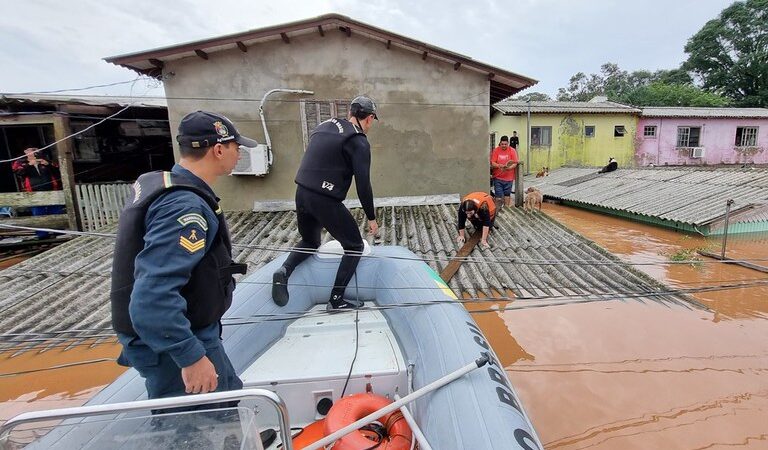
{"left": 2, "top": 244, "right": 542, "bottom": 449}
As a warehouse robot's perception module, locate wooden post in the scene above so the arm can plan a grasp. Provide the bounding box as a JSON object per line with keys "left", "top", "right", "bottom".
{"left": 52, "top": 114, "right": 82, "bottom": 231}
{"left": 440, "top": 231, "right": 482, "bottom": 284}
{"left": 514, "top": 162, "right": 524, "bottom": 208}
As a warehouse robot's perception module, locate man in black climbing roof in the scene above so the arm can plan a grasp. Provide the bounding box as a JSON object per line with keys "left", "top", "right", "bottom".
{"left": 272, "top": 96, "right": 379, "bottom": 311}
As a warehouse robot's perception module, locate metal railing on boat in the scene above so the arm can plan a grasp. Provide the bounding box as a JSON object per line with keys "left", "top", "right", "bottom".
{"left": 0, "top": 388, "right": 293, "bottom": 450}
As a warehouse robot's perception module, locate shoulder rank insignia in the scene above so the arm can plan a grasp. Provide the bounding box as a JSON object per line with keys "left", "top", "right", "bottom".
{"left": 179, "top": 228, "right": 205, "bottom": 253}
{"left": 177, "top": 213, "right": 208, "bottom": 231}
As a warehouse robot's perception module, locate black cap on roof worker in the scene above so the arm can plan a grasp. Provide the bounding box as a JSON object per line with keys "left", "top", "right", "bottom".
{"left": 350, "top": 96, "right": 378, "bottom": 121}
{"left": 273, "top": 95, "right": 379, "bottom": 311}
{"left": 176, "top": 111, "right": 259, "bottom": 149}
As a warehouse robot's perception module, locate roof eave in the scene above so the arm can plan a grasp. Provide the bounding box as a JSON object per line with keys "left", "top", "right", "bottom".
{"left": 104, "top": 13, "right": 537, "bottom": 93}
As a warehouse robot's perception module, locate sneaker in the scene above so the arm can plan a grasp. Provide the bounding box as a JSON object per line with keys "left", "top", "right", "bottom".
{"left": 327, "top": 295, "right": 364, "bottom": 311}
{"left": 272, "top": 266, "right": 290, "bottom": 306}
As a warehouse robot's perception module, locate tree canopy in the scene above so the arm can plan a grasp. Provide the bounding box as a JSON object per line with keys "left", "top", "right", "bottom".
{"left": 556, "top": 63, "right": 731, "bottom": 107}
{"left": 683, "top": 0, "right": 768, "bottom": 107}
{"left": 513, "top": 92, "right": 552, "bottom": 102}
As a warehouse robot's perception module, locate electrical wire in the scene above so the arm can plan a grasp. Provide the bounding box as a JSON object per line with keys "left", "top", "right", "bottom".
{"left": 1, "top": 223, "right": 767, "bottom": 268}
{"left": 6, "top": 93, "right": 490, "bottom": 108}
{"left": 4, "top": 79, "right": 147, "bottom": 95}
{"left": 0, "top": 279, "right": 765, "bottom": 350}
{"left": 0, "top": 262, "right": 765, "bottom": 314}
{"left": 0, "top": 358, "right": 116, "bottom": 378}
{"left": 0, "top": 77, "right": 158, "bottom": 164}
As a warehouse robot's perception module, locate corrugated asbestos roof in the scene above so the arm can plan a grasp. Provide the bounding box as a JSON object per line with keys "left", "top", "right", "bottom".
{"left": 641, "top": 107, "right": 768, "bottom": 119}
{"left": 0, "top": 204, "right": 697, "bottom": 351}
{"left": 493, "top": 100, "right": 641, "bottom": 115}
{"left": 526, "top": 167, "right": 768, "bottom": 227}
{"left": 0, "top": 94, "right": 167, "bottom": 109}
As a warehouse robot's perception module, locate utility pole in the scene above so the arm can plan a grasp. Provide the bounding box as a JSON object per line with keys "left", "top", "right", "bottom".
{"left": 526, "top": 99, "right": 531, "bottom": 176}
{"left": 720, "top": 199, "right": 734, "bottom": 259}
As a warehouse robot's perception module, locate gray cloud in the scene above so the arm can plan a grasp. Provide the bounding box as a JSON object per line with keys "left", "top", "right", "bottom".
{"left": 1, "top": 0, "right": 734, "bottom": 98}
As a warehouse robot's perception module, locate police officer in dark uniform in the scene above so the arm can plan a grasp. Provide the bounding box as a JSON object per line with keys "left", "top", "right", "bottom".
{"left": 110, "top": 111, "right": 252, "bottom": 411}
{"left": 272, "top": 96, "right": 379, "bottom": 310}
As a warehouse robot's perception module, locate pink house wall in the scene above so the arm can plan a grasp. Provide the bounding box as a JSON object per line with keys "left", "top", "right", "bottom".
{"left": 636, "top": 117, "right": 768, "bottom": 166}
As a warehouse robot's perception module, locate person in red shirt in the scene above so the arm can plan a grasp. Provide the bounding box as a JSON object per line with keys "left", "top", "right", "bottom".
{"left": 490, "top": 136, "right": 519, "bottom": 208}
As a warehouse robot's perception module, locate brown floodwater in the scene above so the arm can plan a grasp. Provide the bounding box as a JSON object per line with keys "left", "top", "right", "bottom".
{"left": 494, "top": 203, "right": 768, "bottom": 449}
{"left": 0, "top": 342, "right": 125, "bottom": 425}
{"left": 1, "top": 204, "right": 766, "bottom": 449}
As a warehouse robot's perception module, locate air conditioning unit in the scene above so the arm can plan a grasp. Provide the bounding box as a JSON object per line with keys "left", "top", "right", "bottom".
{"left": 690, "top": 147, "right": 705, "bottom": 158}
{"left": 231, "top": 144, "right": 270, "bottom": 176}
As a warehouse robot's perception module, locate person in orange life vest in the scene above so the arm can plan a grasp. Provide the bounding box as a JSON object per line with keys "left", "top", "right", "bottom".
{"left": 490, "top": 136, "right": 519, "bottom": 208}
{"left": 12, "top": 148, "right": 64, "bottom": 239}
{"left": 457, "top": 192, "right": 496, "bottom": 249}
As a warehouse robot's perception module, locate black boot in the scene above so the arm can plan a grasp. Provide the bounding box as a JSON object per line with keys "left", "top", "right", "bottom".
{"left": 272, "top": 266, "right": 290, "bottom": 306}
{"left": 327, "top": 293, "right": 363, "bottom": 311}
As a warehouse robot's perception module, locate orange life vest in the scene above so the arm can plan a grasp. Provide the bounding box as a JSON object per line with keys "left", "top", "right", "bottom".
{"left": 462, "top": 192, "right": 496, "bottom": 221}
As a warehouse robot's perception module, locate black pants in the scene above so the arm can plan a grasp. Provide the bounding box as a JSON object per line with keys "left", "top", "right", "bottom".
{"left": 283, "top": 186, "right": 364, "bottom": 298}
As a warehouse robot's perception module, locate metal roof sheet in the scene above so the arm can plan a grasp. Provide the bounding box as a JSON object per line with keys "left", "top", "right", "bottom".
{"left": 641, "top": 107, "right": 768, "bottom": 118}
{"left": 528, "top": 167, "right": 768, "bottom": 226}
{"left": 0, "top": 203, "right": 695, "bottom": 351}
{"left": 0, "top": 94, "right": 167, "bottom": 109}
{"left": 493, "top": 100, "right": 641, "bottom": 115}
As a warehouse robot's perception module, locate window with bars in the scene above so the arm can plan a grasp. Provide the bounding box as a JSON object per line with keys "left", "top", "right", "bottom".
{"left": 643, "top": 125, "right": 657, "bottom": 138}
{"left": 735, "top": 126, "right": 758, "bottom": 147}
{"left": 299, "top": 99, "right": 350, "bottom": 148}
{"left": 531, "top": 126, "right": 552, "bottom": 146}
{"left": 676, "top": 126, "right": 701, "bottom": 147}
{"left": 489, "top": 132, "right": 497, "bottom": 152}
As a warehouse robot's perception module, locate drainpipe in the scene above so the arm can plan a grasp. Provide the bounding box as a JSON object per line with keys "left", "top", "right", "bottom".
{"left": 656, "top": 118, "right": 662, "bottom": 165}
{"left": 526, "top": 99, "right": 531, "bottom": 175}
{"left": 259, "top": 88, "right": 314, "bottom": 165}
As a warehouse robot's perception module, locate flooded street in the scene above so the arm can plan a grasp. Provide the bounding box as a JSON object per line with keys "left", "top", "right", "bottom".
{"left": 1, "top": 203, "right": 767, "bottom": 449}
{"left": 0, "top": 342, "right": 124, "bottom": 425}
{"left": 497, "top": 203, "right": 768, "bottom": 449}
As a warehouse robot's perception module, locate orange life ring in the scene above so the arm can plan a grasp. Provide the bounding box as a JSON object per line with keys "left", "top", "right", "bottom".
{"left": 323, "top": 393, "right": 413, "bottom": 450}
{"left": 463, "top": 191, "right": 496, "bottom": 220}
{"left": 293, "top": 419, "right": 326, "bottom": 449}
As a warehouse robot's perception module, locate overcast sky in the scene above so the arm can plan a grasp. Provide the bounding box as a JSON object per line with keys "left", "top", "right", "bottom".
{"left": 1, "top": 0, "right": 734, "bottom": 99}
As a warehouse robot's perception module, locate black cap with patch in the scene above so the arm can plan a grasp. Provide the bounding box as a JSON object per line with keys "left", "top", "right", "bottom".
{"left": 350, "top": 96, "right": 378, "bottom": 120}
{"left": 176, "top": 111, "right": 259, "bottom": 149}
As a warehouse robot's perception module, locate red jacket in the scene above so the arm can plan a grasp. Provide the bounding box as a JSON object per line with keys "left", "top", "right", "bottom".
{"left": 12, "top": 158, "right": 61, "bottom": 192}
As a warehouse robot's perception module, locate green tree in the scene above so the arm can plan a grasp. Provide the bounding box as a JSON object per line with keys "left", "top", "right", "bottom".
{"left": 683, "top": 0, "right": 768, "bottom": 107}
{"left": 556, "top": 62, "right": 731, "bottom": 106}
{"left": 623, "top": 83, "right": 731, "bottom": 107}
{"left": 514, "top": 92, "right": 552, "bottom": 101}
{"left": 556, "top": 71, "right": 604, "bottom": 101}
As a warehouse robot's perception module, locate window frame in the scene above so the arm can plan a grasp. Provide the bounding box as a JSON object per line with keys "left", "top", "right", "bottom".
{"left": 584, "top": 125, "right": 595, "bottom": 138}
{"left": 614, "top": 125, "right": 627, "bottom": 137}
{"left": 676, "top": 126, "right": 701, "bottom": 147}
{"left": 643, "top": 125, "right": 657, "bottom": 138}
{"left": 735, "top": 126, "right": 758, "bottom": 147}
{"left": 530, "top": 126, "right": 552, "bottom": 146}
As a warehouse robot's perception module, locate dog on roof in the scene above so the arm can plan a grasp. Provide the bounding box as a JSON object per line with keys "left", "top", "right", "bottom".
{"left": 524, "top": 186, "right": 543, "bottom": 212}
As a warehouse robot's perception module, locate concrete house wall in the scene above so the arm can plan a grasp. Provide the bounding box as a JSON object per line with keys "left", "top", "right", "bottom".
{"left": 490, "top": 113, "right": 638, "bottom": 171}
{"left": 636, "top": 117, "right": 768, "bottom": 166}
{"left": 162, "top": 32, "right": 493, "bottom": 210}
